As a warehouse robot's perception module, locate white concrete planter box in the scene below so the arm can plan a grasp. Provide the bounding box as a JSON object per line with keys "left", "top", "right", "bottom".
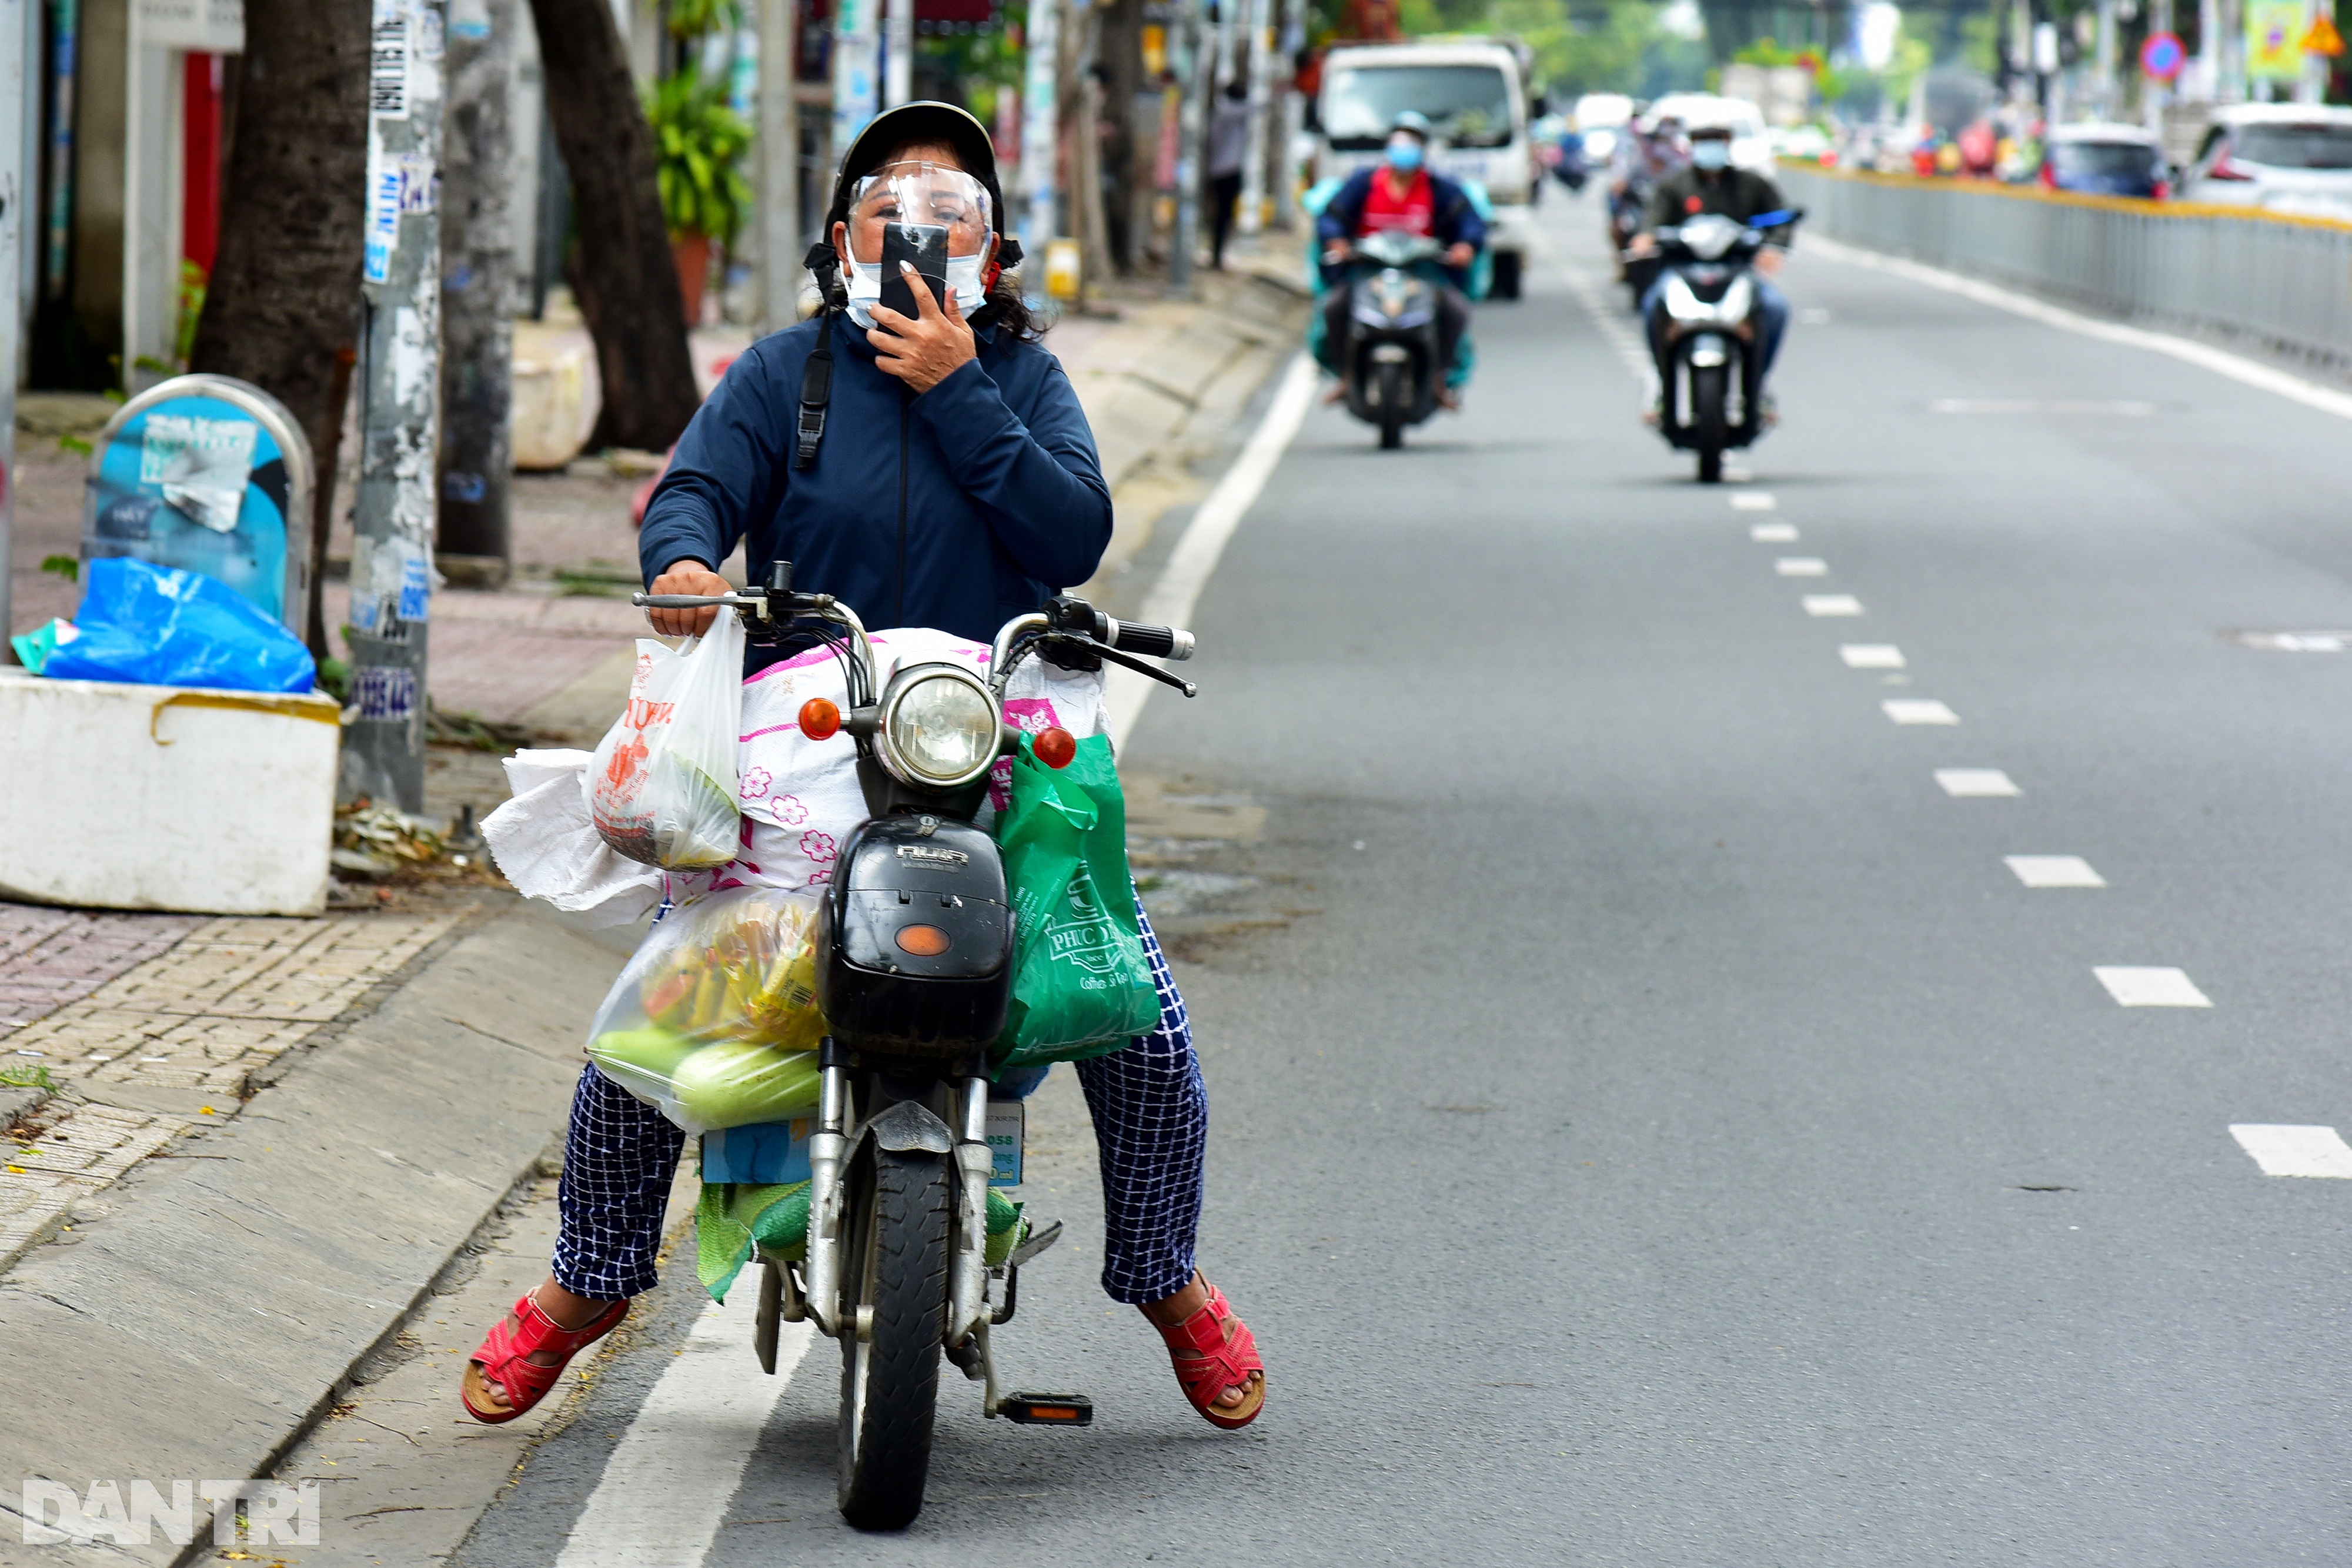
{"left": 0, "top": 670, "right": 340, "bottom": 915}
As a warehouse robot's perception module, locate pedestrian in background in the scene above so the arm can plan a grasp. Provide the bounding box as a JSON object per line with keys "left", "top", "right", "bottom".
{"left": 1207, "top": 80, "right": 1250, "bottom": 270}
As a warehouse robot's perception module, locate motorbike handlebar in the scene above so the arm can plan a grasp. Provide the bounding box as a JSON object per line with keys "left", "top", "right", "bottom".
{"left": 1100, "top": 617, "right": 1194, "bottom": 662}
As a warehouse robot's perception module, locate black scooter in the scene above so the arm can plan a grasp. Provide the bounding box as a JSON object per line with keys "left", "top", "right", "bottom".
{"left": 1641, "top": 208, "right": 1800, "bottom": 484}
{"left": 631, "top": 566, "right": 1198, "bottom": 1530}
{"left": 1329, "top": 230, "right": 1451, "bottom": 450}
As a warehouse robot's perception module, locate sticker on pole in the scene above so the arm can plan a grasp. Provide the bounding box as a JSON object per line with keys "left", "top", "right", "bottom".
{"left": 2140, "top": 30, "right": 2186, "bottom": 79}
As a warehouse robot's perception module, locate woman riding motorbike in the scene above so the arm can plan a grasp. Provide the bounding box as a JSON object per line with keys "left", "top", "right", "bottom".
{"left": 460, "top": 102, "right": 1265, "bottom": 1435}
{"left": 1315, "top": 111, "right": 1485, "bottom": 409}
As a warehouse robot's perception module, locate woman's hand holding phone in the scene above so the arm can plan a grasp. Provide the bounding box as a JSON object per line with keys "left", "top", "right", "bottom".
{"left": 869, "top": 262, "right": 978, "bottom": 395}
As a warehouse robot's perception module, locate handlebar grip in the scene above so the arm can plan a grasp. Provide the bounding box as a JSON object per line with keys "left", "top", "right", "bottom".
{"left": 1101, "top": 617, "right": 1194, "bottom": 661}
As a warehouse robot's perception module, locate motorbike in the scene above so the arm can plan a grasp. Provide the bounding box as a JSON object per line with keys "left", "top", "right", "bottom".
{"left": 1329, "top": 230, "right": 1454, "bottom": 451}
{"left": 1638, "top": 208, "right": 1800, "bottom": 484}
{"left": 630, "top": 564, "right": 1200, "bottom": 1530}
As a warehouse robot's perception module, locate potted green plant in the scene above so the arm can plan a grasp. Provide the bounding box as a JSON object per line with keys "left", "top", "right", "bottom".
{"left": 644, "top": 69, "right": 754, "bottom": 323}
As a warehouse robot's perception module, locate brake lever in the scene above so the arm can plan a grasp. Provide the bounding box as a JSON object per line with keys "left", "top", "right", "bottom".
{"left": 1087, "top": 638, "right": 1197, "bottom": 698}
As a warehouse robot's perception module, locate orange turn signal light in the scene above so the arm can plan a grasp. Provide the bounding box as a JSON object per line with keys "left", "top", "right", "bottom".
{"left": 1033, "top": 726, "right": 1077, "bottom": 769}
{"left": 799, "top": 698, "right": 841, "bottom": 740}
{"left": 895, "top": 924, "right": 952, "bottom": 957}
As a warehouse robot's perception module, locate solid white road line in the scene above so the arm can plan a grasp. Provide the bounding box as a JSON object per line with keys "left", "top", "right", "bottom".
{"left": 1803, "top": 594, "right": 1863, "bottom": 616}
{"left": 1105, "top": 351, "right": 1319, "bottom": 750}
{"left": 2005, "top": 855, "right": 2106, "bottom": 888}
{"left": 1930, "top": 397, "right": 2157, "bottom": 416}
{"left": 1883, "top": 699, "right": 1959, "bottom": 725}
{"left": 1730, "top": 492, "right": 1776, "bottom": 511}
{"left": 2230, "top": 1124, "right": 2352, "bottom": 1178}
{"left": 1840, "top": 644, "right": 1905, "bottom": 668}
{"left": 2093, "top": 967, "right": 2213, "bottom": 1007}
{"left": 1749, "top": 523, "right": 1799, "bottom": 542}
{"left": 552, "top": 1302, "right": 817, "bottom": 1568}
{"left": 1936, "top": 768, "right": 2020, "bottom": 797}
{"left": 1775, "top": 557, "right": 1827, "bottom": 577}
{"left": 1808, "top": 235, "right": 2352, "bottom": 425}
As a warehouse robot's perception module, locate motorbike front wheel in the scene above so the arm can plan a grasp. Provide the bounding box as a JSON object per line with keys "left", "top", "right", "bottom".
{"left": 1377, "top": 361, "right": 1407, "bottom": 450}
{"left": 1690, "top": 362, "right": 1729, "bottom": 484}
{"left": 836, "top": 1145, "right": 951, "bottom": 1531}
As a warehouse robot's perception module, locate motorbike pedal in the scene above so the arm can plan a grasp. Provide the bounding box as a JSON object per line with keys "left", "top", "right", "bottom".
{"left": 1007, "top": 1216, "right": 1063, "bottom": 1269}
{"left": 998, "top": 1392, "right": 1094, "bottom": 1426}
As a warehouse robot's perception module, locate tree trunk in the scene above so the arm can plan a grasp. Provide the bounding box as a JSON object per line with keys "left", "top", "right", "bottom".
{"left": 188, "top": 0, "right": 369, "bottom": 663}
{"left": 526, "top": 0, "right": 699, "bottom": 452}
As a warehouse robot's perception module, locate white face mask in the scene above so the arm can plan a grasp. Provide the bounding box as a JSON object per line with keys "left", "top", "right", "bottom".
{"left": 840, "top": 242, "right": 992, "bottom": 329}
{"left": 1691, "top": 140, "right": 1730, "bottom": 171}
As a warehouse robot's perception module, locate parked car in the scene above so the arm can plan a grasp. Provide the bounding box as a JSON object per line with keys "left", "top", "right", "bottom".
{"left": 2042, "top": 122, "right": 2169, "bottom": 198}
{"left": 2181, "top": 103, "right": 2352, "bottom": 218}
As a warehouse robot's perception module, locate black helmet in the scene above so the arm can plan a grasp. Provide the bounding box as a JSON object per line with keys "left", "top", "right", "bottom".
{"left": 807, "top": 102, "right": 1023, "bottom": 299}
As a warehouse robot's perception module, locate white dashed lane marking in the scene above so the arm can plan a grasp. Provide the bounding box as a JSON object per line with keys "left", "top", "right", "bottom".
{"left": 1731, "top": 492, "right": 1776, "bottom": 511}
{"left": 1936, "top": 768, "right": 2019, "bottom": 796}
{"left": 1883, "top": 700, "right": 1959, "bottom": 725}
{"left": 2006, "top": 855, "right": 2106, "bottom": 888}
{"left": 1804, "top": 595, "right": 1863, "bottom": 617}
{"left": 1840, "top": 644, "right": 1904, "bottom": 668}
{"left": 1749, "top": 523, "right": 1798, "bottom": 542}
{"left": 1775, "top": 557, "right": 1827, "bottom": 577}
{"left": 2231, "top": 1125, "right": 2352, "bottom": 1177}
{"left": 2093, "top": 967, "right": 2211, "bottom": 1007}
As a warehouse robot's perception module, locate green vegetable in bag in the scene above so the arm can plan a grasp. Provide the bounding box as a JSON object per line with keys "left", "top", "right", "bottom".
{"left": 990, "top": 733, "right": 1161, "bottom": 1071}
{"left": 670, "top": 1039, "right": 824, "bottom": 1129}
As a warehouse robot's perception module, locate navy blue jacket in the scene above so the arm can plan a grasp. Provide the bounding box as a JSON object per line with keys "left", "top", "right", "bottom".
{"left": 1315, "top": 166, "right": 1488, "bottom": 290}
{"left": 637, "top": 313, "right": 1112, "bottom": 654}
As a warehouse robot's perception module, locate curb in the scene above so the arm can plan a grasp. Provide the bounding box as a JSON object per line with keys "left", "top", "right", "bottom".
{"left": 0, "top": 901, "right": 631, "bottom": 1564}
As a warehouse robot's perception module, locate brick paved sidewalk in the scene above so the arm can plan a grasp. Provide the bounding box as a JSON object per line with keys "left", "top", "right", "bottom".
{"left": 0, "top": 895, "right": 482, "bottom": 1276}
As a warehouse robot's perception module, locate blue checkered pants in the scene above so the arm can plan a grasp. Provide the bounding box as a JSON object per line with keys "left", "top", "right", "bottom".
{"left": 552, "top": 895, "right": 1208, "bottom": 1306}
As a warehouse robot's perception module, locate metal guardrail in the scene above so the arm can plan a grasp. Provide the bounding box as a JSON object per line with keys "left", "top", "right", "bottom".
{"left": 1778, "top": 165, "right": 2352, "bottom": 369}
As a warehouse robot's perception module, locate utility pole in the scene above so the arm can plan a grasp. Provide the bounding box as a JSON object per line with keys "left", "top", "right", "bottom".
{"left": 885, "top": 0, "right": 913, "bottom": 107}
{"left": 347, "top": 0, "right": 447, "bottom": 813}
{"left": 1169, "top": 0, "right": 1206, "bottom": 289}
{"left": 1238, "top": 0, "right": 1271, "bottom": 235}
{"left": 440, "top": 0, "right": 515, "bottom": 589}
{"left": 1020, "top": 0, "right": 1061, "bottom": 261}
{"left": 757, "top": 0, "right": 801, "bottom": 330}
{"left": 1274, "top": 0, "right": 1300, "bottom": 229}
{"left": 0, "top": 0, "right": 18, "bottom": 663}
{"left": 833, "top": 0, "right": 879, "bottom": 175}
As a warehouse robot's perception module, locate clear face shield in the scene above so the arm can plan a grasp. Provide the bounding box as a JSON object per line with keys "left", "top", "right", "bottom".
{"left": 839, "top": 161, "right": 996, "bottom": 323}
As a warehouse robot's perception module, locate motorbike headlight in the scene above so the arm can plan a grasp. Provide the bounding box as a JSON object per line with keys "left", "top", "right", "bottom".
{"left": 876, "top": 664, "right": 1000, "bottom": 790}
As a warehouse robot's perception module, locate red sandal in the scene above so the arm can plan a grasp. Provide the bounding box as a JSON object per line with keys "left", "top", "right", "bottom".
{"left": 1148, "top": 1275, "right": 1266, "bottom": 1430}
{"left": 462, "top": 1290, "right": 627, "bottom": 1425}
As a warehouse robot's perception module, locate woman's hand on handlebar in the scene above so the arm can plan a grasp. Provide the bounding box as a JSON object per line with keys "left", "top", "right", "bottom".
{"left": 1321, "top": 239, "right": 1355, "bottom": 266}
{"left": 646, "top": 559, "right": 731, "bottom": 637}
{"left": 869, "top": 264, "right": 978, "bottom": 395}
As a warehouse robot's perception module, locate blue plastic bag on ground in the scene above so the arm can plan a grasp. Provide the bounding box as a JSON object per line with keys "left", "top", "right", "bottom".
{"left": 41, "top": 557, "right": 316, "bottom": 694}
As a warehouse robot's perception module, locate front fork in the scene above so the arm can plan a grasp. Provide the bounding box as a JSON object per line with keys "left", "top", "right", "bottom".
{"left": 801, "top": 1041, "right": 854, "bottom": 1338}
{"left": 798, "top": 1041, "right": 993, "bottom": 1350}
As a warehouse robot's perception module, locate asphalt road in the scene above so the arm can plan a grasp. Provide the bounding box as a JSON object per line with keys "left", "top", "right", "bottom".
{"left": 450, "top": 194, "right": 2352, "bottom": 1566}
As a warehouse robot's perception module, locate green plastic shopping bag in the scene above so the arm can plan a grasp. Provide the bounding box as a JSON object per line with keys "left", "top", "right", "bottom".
{"left": 990, "top": 733, "right": 1162, "bottom": 1071}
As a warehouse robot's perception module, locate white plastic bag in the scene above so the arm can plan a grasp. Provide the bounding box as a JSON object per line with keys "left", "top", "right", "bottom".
{"left": 481, "top": 749, "right": 664, "bottom": 927}
{"left": 591, "top": 607, "right": 745, "bottom": 868}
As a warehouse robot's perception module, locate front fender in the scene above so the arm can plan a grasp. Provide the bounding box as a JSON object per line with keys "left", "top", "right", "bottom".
{"left": 854, "top": 1099, "right": 954, "bottom": 1158}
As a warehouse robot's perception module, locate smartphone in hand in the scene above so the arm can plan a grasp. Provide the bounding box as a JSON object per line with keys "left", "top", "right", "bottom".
{"left": 877, "top": 223, "right": 951, "bottom": 327}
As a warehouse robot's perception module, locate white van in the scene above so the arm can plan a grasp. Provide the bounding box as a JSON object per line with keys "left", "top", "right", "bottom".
{"left": 1312, "top": 39, "right": 1539, "bottom": 298}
